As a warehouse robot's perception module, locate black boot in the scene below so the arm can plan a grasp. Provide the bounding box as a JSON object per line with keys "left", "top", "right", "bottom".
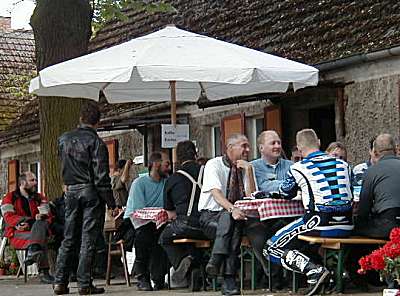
{"left": 24, "top": 244, "right": 42, "bottom": 266}
{"left": 305, "top": 266, "right": 330, "bottom": 296}
{"left": 39, "top": 269, "right": 54, "bottom": 284}
{"left": 206, "top": 254, "right": 224, "bottom": 277}
{"left": 221, "top": 276, "right": 240, "bottom": 295}
{"left": 189, "top": 268, "right": 202, "bottom": 292}
{"left": 53, "top": 283, "right": 70, "bottom": 295}
{"left": 282, "top": 250, "right": 329, "bottom": 296}
{"left": 137, "top": 275, "right": 152, "bottom": 291}
{"left": 172, "top": 255, "right": 193, "bottom": 283}
{"left": 78, "top": 285, "right": 105, "bottom": 295}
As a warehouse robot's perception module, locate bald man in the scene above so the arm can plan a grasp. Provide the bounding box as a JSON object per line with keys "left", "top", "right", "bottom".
{"left": 251, "top": 131, "right": 293, "bottom": 194}
{"left": 355, "top": 133, "right": 400, "bottom": 239}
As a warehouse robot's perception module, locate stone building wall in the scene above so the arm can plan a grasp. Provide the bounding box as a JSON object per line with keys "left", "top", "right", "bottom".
{"left": 188, "top": 101, "right": 271, "bottom": 158}
{"left": 0, "top": 144, "right": 40, "bottom": 197}
{"left": 344, "top": 74, "right": 400, "bottom": 164}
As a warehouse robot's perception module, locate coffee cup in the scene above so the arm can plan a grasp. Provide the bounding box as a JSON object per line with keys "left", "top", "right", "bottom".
{"left": 38, "top": 203, "right": 50, "bottom": 215}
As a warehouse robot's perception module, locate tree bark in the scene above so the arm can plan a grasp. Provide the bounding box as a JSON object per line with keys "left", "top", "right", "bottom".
{"left": 30, "top": 0, "right": 92, "bottom": 200}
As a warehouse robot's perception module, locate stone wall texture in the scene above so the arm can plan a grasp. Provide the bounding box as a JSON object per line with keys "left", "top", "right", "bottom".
{"left": 344, "top": 75, "right": 400, "bottom": 164}
{"left": 0, "top": 150, "right": 40, "bottom": 197}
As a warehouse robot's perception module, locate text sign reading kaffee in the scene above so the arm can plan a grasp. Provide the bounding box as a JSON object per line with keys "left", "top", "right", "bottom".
{"left": 161, "top": 124, "right": 189, "bottom": 148}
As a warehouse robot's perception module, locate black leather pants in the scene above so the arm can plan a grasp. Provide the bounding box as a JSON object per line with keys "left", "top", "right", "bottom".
{"left": 159, "top": 218, "right": 206, "bottom": 269}
{"left": 53, "top": 186, "right": 105, "bottom": 288}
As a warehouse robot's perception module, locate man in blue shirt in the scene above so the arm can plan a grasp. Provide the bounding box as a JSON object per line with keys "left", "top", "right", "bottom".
{"left": 251, "top": 130, "right": 293, "bottom": 290}
{"left": 251, "top": 130, "right": 293, "bottom": 194}
{"left": 124, "top": 151, "right": 171, "bottom": 291}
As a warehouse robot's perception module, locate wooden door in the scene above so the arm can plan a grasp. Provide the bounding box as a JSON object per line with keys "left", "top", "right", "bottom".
{"left": 7, "top": 160, "right": 19, "bottom": 192}
{"left": 105, "top": 139, "right": 118, "bottom": 174}
{"left": 264, "top": 105, "right": 282, "bottom": 136}
{"left": 221, "top": 113, "right": 246, "bottom": 151}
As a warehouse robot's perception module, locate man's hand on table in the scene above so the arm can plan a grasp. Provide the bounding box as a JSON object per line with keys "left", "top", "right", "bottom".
{"left": 231, "top": 207, "right": 247, "bottom": 220}
{"left": 166, "top": 210, "right": 177, "bottom": 221}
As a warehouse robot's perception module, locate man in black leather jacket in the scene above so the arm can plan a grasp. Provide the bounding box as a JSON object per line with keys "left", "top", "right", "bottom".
{"left": 53, "top": 101, "right": 116, "bottom": 295}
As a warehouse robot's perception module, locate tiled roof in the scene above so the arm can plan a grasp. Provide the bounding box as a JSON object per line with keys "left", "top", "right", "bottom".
{"left": 89, "top": 0, "right": 400, "bottom": 64}
{"left": 0, "top": 30, "right": 36, "bottom": 131}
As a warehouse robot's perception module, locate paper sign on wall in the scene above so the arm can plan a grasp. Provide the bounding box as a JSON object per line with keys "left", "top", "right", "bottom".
{"left": 161, "top": 124, "right": 189, "bottom": 148}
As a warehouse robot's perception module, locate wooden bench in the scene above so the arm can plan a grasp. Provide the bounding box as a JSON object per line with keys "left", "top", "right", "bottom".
{"left": 173, "top": 238, "right": 211, "bottom": 248}
{"left": 298, "top": 235, "right": 387, "bottom": 293}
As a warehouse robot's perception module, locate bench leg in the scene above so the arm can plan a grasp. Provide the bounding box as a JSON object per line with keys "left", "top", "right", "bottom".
{"left": 240, "top": 245, "right": 244, "bottom": 292}
{"left": 119, "top": 243, "right": 131, "bottom": 287}
{"left": 267, "top": 258, "right": 272, "bottom": 292}
{"left": 105, "top": 233, "right": 112, "bottom": 286}
{"left": 336, "top": 249, "right": 345, "bottom": 293}
{"left": 251, "top": 250, "right": 256, "bottom": 291}
{"left": 292, "top": 271, "right": 298, "bottom": 293}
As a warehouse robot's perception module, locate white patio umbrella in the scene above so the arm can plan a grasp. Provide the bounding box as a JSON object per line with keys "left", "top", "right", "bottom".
{"left": 29, "top": 25, "right": 319, "bottom": 162}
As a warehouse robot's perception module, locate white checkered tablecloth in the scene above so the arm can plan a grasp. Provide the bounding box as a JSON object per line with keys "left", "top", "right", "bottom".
{"left": 234, "top": 198, "right": 305, "bottom": 220}
{"left": 130, "top": 207, "right": 169, "bottom": 229}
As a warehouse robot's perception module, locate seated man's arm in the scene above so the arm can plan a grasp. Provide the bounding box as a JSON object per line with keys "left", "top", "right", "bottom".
{"left": 163, "top": 180, "right": 177, "bottom": 221}
{"left": 211, "top": 188, "right": 246, "bottom": 220}
{"left": 124, "top": 178, "right": 145, "bottom": 218}
{"left": 278, "top": 170, "right": 299, "bottom": 199}
{"left": 1, "top": 194, "right": 31, "bottom": 230}
{"left": 356, "top": 171, "right": 374, "bottom": 221}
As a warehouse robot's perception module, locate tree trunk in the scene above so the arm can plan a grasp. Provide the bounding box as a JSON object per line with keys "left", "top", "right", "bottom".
{"left": 30, "top": 0, "right": 92, "bottom": 200}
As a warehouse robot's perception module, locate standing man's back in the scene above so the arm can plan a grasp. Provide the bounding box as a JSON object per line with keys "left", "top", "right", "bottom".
{"left": 53, "top": 101, "right": 115, "bottom": 295}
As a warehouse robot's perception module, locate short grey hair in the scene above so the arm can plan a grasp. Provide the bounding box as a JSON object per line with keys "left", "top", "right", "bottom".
{"left": 226, "top": 133, "right": 248, "bottom": 147}
{"left": 373, "top": 133, "right": 395, "bottom": 155}
{"left": 296, "top": 129, "right": 319, "bottom": 150}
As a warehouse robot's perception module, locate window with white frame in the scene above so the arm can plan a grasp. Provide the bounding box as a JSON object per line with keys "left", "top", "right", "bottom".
{"left": 246, "top": 116, "right": 264, "bottom": 160}
{"left": 29, "top": 162, "right": 41, "bottom": 193}
{"left": 211, "top": 125, "right": 222, "bottom": 157}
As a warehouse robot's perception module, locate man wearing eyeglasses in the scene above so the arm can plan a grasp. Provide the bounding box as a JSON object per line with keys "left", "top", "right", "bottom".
{"left": 198, "top": 133, "right": 266, "bottom": 296}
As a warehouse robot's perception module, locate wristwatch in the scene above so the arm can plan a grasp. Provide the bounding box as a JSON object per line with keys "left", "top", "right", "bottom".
{"left": 228, "top": 206, "right": 235, "bottom": 213}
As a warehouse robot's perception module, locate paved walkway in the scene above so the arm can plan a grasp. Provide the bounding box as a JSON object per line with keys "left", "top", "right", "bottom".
{"left": 0, "top": 275, "right": 383, "bottom": 296}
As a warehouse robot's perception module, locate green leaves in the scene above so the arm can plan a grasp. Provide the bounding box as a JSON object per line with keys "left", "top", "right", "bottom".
{"left": 91, "top": 0, "right": 175, "bottom": 35}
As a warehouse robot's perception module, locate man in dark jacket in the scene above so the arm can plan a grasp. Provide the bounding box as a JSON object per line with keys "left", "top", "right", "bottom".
{"left": 355, "top": 133, "right": 400, "bottom": 239}
{"left": 159, "top": 140, "right": 207, "bottom": 290}
{"left": 53, "top": 101, "right": 116, "bottom": 295}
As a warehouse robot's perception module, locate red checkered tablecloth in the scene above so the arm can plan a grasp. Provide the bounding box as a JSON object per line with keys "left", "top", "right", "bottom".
{"left": 130, "top": 207, "right": 169, "bottom": 229}
{"left": 234, "top": 198, "right": 305, "bottom": 220}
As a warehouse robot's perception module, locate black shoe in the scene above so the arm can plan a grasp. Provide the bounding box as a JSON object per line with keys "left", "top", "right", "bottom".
{"left": 221, "top": 276, "right": 240, "bottom": 295}
{"left": 305, "top": 267, "right": 330, "bottom": 296}
{"left": 172, "top": 256, "right": 193, "bottom": 283}
{"left": 39, "top": 270, "right": 54, "bottom": 284}
{"left": 78, "top": 285, "right": 105, "bottom": 295}
{"left": 206, "top": 254, "right": 224, "bottom": 277}
{"left": 24, "top": 244, "right": 42, "bottom": 266}
{"left": 53, "top": 283, "right": 70, "bottom": 295}
{"left": 137, "top": 276, "right": 152, "bottom": 291}
{"left": 189, "top": 268, "right": 202, "bottom": 292}
{"left": 153, "top": 280, "right": 166, "bottom": 291}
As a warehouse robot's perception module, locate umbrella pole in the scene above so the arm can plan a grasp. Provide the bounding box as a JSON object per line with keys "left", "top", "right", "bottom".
{"left": 170, "top": 81, "right": 177, "bottom": 170}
